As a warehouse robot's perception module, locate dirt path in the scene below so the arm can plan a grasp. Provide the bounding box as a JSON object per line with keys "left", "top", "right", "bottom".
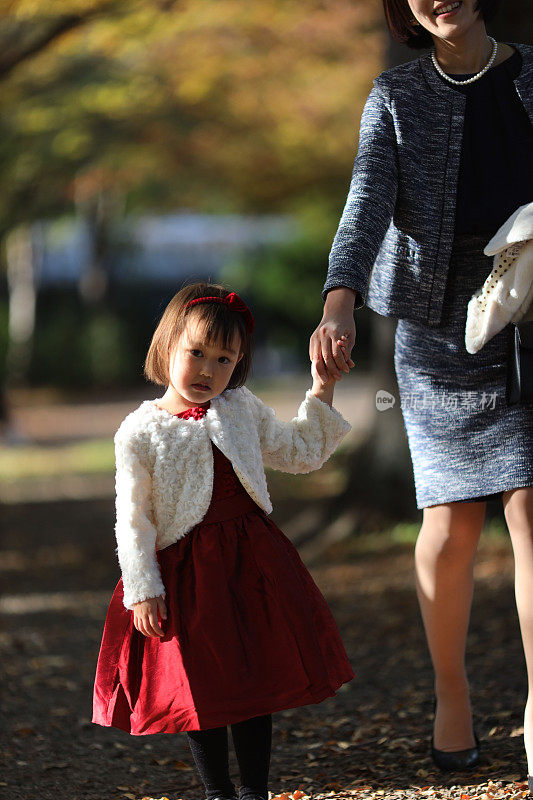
{"left": 0, "top": 495, "right": 528, "bottom": 800}
{"left": 5, "top": 376, "right": 375, "bottom": 446}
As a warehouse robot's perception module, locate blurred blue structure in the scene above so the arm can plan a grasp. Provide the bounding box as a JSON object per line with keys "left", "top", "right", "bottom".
{"left": 35, "top": 212, "right": 298, "bottom": 286}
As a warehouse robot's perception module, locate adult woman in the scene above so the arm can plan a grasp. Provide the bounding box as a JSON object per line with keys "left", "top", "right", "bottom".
{"left": 310, "top": 0, "right": 533, "bottom": 777}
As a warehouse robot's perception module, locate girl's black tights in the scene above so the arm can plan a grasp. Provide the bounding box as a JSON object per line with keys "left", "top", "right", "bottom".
{"left": 186, "top": 714, "right": 272, "bottom": 800}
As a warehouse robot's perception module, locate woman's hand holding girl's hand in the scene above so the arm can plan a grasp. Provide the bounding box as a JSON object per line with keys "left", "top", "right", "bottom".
{"left": 133, "top": 594, "right": 167, "bottom": 638}
{"left": 309, "top": 288, "right": 356, "bottom": 382}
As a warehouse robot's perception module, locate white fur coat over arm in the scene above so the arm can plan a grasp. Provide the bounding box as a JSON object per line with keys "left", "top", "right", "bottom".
{"left": 244, "top": 387, "right": 351, "bottom": 473}
{"left": 114, "top": 427, "right": 166, "bottom": 610}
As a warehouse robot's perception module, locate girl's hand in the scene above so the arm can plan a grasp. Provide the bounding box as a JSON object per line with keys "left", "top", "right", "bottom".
{"left": 309, "top": 289, "right": 356, "bottom": 382}
{"left": 132, "top": 594, "right": 167, "bottom": 638}
{"left": 311, "top": 340, "right": 346, "bottom": 407}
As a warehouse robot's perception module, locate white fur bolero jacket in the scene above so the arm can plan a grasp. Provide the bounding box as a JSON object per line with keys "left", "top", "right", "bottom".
{"left": 114, "top": 386, "right": 351, "bottom": 609}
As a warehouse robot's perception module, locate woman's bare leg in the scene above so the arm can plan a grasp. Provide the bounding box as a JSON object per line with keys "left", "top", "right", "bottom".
{"left": 503, "top": 486, "right": 533, "bottom": 775}
{"left": 415, "top": 500, "right": 487, "bottom": 750}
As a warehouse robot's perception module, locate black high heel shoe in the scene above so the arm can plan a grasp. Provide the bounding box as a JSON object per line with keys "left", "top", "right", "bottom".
{"left": 431, "top": 732, "right": 480, "bottom": 771}
{"left": 431, "top": 698, "right": 480, "bottom": 771}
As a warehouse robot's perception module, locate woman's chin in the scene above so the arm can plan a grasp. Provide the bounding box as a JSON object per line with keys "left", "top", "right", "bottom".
{"left": 432, "top": 11, "right": 483, "bottom": 38}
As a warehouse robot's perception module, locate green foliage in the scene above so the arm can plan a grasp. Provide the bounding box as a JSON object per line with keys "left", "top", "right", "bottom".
{"left": 31, "top": 300, "right": 88, "bottom": 386}
{"left": 85, "top": 311, "right": 131, "bottom": 385}
{"left": 226, "top": 240, "right": 326, "bottom": 356}
{"left": 27, "top": 290, "right": 143, "bottom": 388}
{"left": 0, "top": 437, "right": 115, "bottom": 482}
{"left": 0, "top": 0, "right": 382, "bottom": 233}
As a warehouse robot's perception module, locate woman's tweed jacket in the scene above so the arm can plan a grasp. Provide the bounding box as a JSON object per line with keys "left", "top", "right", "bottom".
{"left": 323, "top": 42, "right": 533, "bottom": 326}
{"left": 114, "top": 387, "right": 351, "bottom": 609}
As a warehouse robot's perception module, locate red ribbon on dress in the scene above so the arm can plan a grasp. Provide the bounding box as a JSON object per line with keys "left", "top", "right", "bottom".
{"left": 174, "top": 406, "right": 209, "bottom": 420}
{"left": 185, "top": 292, "right": 255, "bottom": 333}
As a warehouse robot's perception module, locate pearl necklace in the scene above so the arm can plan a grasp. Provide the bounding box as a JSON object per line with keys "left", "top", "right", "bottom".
{"left": 431, "top": 36, "right": 498, "bottom": 85}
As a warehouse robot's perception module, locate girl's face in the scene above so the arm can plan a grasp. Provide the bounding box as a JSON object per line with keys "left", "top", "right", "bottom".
{"left": 407, "top": 0, "right": 482, "bottom": 40}
{"left": 167, "top": 316, "right": 243, "bottom": 407}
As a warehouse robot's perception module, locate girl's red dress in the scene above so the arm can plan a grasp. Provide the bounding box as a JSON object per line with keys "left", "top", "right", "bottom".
{"left": 92, "top": 406, "right": 354, "bottom": 734}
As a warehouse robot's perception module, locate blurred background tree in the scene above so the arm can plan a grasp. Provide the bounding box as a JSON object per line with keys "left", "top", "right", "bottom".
{"left": 0, "top": 0, "right": 382, "bottom": 417}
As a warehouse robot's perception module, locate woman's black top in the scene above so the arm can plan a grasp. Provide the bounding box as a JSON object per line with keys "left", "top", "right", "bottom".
{"left": 437, "top": 47, "right": 533, "bottom": 237}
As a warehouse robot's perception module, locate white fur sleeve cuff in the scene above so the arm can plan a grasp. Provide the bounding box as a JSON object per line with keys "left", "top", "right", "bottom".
{"left": 120, "top": 563, "right": 166, "bottom": 611}
{"left": 303, "top": 389, "right": 352, "bottom": 443}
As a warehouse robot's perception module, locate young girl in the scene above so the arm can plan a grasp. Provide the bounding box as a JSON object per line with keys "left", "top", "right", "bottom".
{"left": 92, "top": 282, "right": 354, "bottom": 800}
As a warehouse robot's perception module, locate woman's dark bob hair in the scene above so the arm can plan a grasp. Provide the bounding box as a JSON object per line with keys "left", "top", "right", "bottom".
{"left": 144, "top": 282, "right": 253, "bottom": 390}
{"left": 383, "top": 0, "right": 502, "bottom": 49}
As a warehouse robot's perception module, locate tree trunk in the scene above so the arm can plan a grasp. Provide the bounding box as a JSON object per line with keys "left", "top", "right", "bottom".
{"left": 5, "top": 223, "right": 41, "bottom": 387}
{"left": 76, "top": 187, "right": 118, "bottom": 307}
{"left": 1, "top": 223, "right": 43, "bottom": 442}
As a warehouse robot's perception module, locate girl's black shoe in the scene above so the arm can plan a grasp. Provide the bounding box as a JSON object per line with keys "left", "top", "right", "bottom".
{"left": 238, "top": 795, "right": 268, "bottom": 800}
{"left": 238, "top": 794, "right": 265, "bottom": 800}
{"left": 431, "top": 733, "right": 480, "bottom": 772}
{"left": 208, "top": 796, "right": 238, "bottom": 800}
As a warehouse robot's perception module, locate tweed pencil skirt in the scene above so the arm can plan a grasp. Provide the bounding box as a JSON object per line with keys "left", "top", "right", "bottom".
{"left": 394, "top": 232, "right": 533, "bottom": 509}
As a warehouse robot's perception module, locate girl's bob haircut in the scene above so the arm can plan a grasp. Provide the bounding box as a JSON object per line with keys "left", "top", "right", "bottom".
{"left": 382, "top": 0, "right": 502, "bottom": 49}
{"left": 144, "top": 282, "right": 253, "bottom": 390}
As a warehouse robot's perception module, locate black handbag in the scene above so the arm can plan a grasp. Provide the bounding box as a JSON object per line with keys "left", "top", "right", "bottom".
{"left": 506, "top": 320, "right": 533, "bottom": 405}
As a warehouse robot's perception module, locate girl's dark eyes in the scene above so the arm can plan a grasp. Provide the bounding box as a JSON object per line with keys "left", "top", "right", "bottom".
{"left": 190, "top": 349, "right": 231, "bottom": 364}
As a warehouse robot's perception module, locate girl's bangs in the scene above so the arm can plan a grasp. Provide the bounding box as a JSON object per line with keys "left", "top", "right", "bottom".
{"left": 188, "top": 304, "right": 245, "bottom": 351}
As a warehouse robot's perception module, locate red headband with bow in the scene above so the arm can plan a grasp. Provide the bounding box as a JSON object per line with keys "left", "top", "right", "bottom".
{"left": 186, "top": 292, "right": 255, "bottom": 334}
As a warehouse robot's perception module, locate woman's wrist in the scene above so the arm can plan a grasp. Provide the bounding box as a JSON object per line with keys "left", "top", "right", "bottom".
{"left": 323, "top": 287, "right": 357, "bottom": 316}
